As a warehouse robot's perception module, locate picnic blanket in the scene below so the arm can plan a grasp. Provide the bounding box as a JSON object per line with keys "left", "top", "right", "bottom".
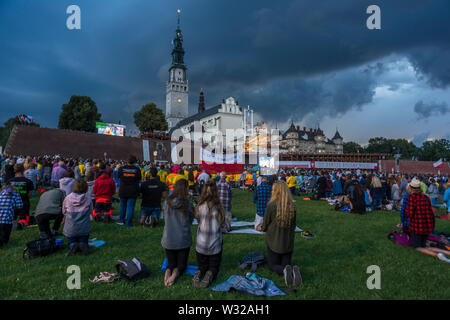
{"left": 161, "top": 258, "right": 198, "bottom": 276}
{"left": 192, "top": 219, "right": 255, "bottom": 228}
{"left": 89, "top": 238, "right": 106, "bottom": 248}
{"left": 228, "top": 226, "right": 304, "bottom": 235}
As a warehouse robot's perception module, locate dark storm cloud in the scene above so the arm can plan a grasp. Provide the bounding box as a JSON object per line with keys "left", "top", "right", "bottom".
{"left": 0, "top": 0, "right": 450, "bottom": 128}
{"left": 414, "top": 100, "right": 449, "bottom": 119}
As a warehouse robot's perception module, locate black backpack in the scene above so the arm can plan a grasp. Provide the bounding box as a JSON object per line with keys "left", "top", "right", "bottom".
{"left": 116, "top": 258, "right": 150, "bottom": 282}
{"left": 23, "top": 238, "right": 57, "bottom": 259}
{"left": 238, "top": 252, "right": 266, "bottom": 272}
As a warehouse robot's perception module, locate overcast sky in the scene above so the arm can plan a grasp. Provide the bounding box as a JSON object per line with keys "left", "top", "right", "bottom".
{"left": 1, "top": 0, "right": 449, "bottom": 145}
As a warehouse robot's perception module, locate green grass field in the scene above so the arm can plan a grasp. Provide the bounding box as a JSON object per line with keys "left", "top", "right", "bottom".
{"left": 0, "top": 189, "right": 449, "bottom": 300}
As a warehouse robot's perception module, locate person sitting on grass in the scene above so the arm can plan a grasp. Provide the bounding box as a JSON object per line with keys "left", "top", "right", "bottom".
{"left": 63, "top": 179, "right": 93, "bottom": 256}
{"left": 256, "top": 180, "right": 301, "bottom": 286}
{"left": 193, "top": 180, "right": 228, "bottom": 289}
{"left": 0, "top": 185, "right": 23, "bottom": 248}
{"left": 405, "top": 179, "right": 450, "bottom": 263}
{"left": 161, "top": 179, "right": 194, "bottom": 286}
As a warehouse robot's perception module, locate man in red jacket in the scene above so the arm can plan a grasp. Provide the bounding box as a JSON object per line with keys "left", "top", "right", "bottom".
{"left": 93, "top": 164, "right": 116, "bottom": 223}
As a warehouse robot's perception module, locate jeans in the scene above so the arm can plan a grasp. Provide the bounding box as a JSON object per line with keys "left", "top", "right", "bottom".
{"left": 119, "top": 197, "right": 137, "bottom": 227}
{"left": 267, "top": 246, "right": 292, "bottom": 275}
{"left": 36, "top": 213, "right": 63, "bottom": 239}
{"left": 140, "top": 207, "right": 161, "bottom": 220}
{"left": 372, "top": 196, "right": 382, "bottom": 210}
{"left": 66, "top": 235, "right": 89, "bottom": 250}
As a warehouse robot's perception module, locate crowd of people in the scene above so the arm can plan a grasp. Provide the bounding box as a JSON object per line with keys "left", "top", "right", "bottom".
{"left": 0, "top": 153, "right": 450, "bottom": 289}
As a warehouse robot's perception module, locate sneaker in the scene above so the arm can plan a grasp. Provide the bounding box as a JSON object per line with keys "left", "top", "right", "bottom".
{"left": 199, "top": 270, "right": 214, "bottom": 288}
{"left": 192, "top": 270, "right": 202, "bottom": 288}
{"left": 292, "top": 266, "right": 302, "bottom": 287}
{"left": 283, "top": 265, "right": 293, "bottom": 286}
{"left": 67, "top": 243, "right": 79, "bottom": 256}
{"left": 78, "top": 242, "right": 89, "bottom": 255}
{"left": 104, "top": 215, "right": 112, "bottom": 223}
{"left": 116, "top": 222, "right": 125, "bottom": 226}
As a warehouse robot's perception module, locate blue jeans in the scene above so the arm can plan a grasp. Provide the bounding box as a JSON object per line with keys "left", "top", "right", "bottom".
{"left": 140, "top": 207, "right": 161, "bottom": 220}
{"left": 372, "top": 196, "right": 382, "bottom": 210}
{"left": 119, "top": 198, "right": 137, "bottom": 227}
{"left": 67, "top": 235, "right": 89, "bottom": 250}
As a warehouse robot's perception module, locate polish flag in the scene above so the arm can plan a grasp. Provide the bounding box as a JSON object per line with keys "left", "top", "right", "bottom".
{"left": 433, "top": 159, "right": 444, "bottom": 168}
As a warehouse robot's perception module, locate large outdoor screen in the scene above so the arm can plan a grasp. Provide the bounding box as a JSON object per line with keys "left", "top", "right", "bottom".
{"left": 96, "top": 122, "right": 126, "bottom": 137}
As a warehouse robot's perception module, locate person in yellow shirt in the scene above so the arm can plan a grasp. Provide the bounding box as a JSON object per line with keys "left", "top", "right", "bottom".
{"left": 78, "top": 163, "right": 86, "bottom": 177}
{"left": 173, "top": 168, "right": 187, "bottom": 184}
{"left": 166, "top": 170, "right": 178, "bottom": 193}
{"left": 158, "top": 166, "right": 168, "bottom": 184}
{"left": 287, "top": 173, "right": 297, "bottom": 195}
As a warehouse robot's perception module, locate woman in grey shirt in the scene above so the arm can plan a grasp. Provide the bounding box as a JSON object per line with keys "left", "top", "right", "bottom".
{"left": 161, "top": 179, "right": 194, "bottom": 286}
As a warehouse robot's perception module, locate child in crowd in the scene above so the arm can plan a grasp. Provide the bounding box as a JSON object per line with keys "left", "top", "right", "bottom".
{"left": 161, "top": 179, "right": 194, "bottom": 286}
{"left": 193, "top": 180, "right": 227, "bottom": 288}
{"left": 256, "top": 181, "right": 301, "bottom": 286}
{"left": 62, "top": 179, "right": 93, "bottom": 256}
{"left": 0, "top": 186, "right": 23, "bottom": 247}
{"left": 405, "top": 179, "right": 450, "bottom": 263}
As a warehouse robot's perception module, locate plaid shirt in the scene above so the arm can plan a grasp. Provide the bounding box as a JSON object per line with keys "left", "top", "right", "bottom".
{"left": 253, "top": 181, "right": 272, "bottom": 216}
{"left": 0, "top": 188, "right": 23, "bottom": 224}
{"left": 216, "top": 179, "right": 232, "bottom": 212}
{"left": 405, "top": 194, "right": 435, "bottom": 235}
{"left": 196, "top": 203, "right": 224, "bottom": 255}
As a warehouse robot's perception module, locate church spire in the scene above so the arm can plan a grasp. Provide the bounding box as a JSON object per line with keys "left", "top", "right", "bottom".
{"left": 171, "top": 9, "right": 186, "bottom": 68}
{"left": 198, "top": 88, "right": 205, "bottom": 113}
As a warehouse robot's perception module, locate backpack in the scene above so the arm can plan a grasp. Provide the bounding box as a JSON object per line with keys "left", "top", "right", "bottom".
{"left": 143, "top": 215, "right": 156, "bottom": 227}
{"left": 23, "top": 238, "right": 57, "bottom": 259}
{"left": 334, "top": 200, "right": 346, "bottom": 211}
{"left": 238, "top": 252, "right": 266, "bottom": 272}
{"left": 388, "top": 232, "right": 411, "bottom": 246}
{"left": 115, "top": 258, "right": 150, "bottom": 282}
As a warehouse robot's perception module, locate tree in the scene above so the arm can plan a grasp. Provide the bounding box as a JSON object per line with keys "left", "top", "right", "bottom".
{"left": 365, "top": 137, "right": 419, "bottom": 159}
{"left": 58, "top": 96, "right": 102, "bottom": 132}
{"left": 133, "top": 103, "right": 168, "bottom": 133}
{"left": 343, "top": 141, "right": 364, "bottom": 153}
{"left": 419, "top": 139, "right": 450, "bottom": 161}
{"left": 0, "top": 116, "right": 40, "bottom": 148}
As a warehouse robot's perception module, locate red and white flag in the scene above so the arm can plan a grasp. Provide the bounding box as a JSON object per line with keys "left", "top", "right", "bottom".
{"left": 433, "top": 159, "right": 444, "bottom": 168}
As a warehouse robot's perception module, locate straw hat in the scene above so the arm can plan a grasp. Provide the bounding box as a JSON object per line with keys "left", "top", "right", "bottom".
{"left": 409, "top": 179, "right": 421, "bottom": 189}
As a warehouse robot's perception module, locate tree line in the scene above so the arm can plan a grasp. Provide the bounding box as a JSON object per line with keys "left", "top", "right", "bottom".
{"left": 343, "top": 137, "right": 450, "bottom": 162}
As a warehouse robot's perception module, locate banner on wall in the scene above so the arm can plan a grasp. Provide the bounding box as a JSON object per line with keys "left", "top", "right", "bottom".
{"left": 142, "top": 140, "right": 150, "bottom": 162}
{"left": 199, "top": 149, "right": 243, "bottom": 174}
{"left": 278, "top": 161, "right": 378, "bottom": 170}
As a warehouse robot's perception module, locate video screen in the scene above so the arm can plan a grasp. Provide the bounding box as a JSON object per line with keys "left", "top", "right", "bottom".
{"left": 96, "top": 122, "right": 126, "bottom": 137}
{"left": 259, "top": 156, "right": 278, "bottom": 176}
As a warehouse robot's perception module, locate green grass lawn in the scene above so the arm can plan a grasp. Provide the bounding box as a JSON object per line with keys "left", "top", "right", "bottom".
{"left": 0, "top": 189, "right": 449, "bottom": 300}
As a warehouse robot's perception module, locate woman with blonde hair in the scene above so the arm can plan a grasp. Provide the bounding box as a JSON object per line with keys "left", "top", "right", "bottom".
{"left": 256, "top": 180, "right": 301, "bottom": 286}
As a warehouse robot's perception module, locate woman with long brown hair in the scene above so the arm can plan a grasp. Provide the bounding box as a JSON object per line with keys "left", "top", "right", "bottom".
{"left": 192, "top": 180, "right": 227, "bottom": 288}
{"left": 161, "top": 179, "right": 194, "bottom": 286}
{"left": 256, "top": 180, "right": 301, "bottom": 286}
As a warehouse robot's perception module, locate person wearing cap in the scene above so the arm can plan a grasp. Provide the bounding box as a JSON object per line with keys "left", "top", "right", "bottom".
{"left": 405, "top": 179, "right": 450, "bottom": 263}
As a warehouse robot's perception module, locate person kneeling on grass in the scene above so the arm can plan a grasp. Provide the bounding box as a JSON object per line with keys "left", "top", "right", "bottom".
{"left": 140, "top": 167, "right": 168, "bottom": 227}
{"left": 63, "top": 179, "right": 93, "bottom": 256}
{"left": 405, "top": 179, "right": 450, "bottom": 263}
{"left": 193, "top": 180, "right": 228, "bottom": 288}
{"left": 35, "top": 188, "right": 65, "bottom": 239}
{"left": 93, "top": 164, "right": 116, "bottom": 223}
{"left": 256, "top": 180, "right": 302, "bottom": 286}
{"left": 0, "top": 185, "right": 23, "bottom": 248}
{"left": 161, "top": 179, "right": 194, "bottom": 286}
